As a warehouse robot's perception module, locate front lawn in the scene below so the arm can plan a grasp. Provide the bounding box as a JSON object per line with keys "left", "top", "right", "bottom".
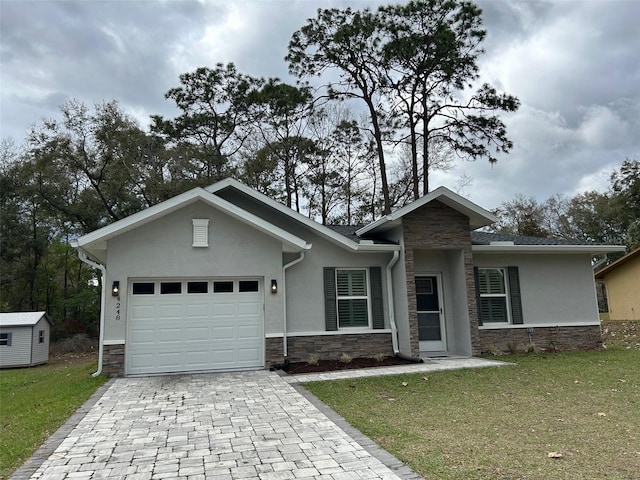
{"left": 304, "top": 348, "right": 640, "bottom": 480}
{"left": 0, "top": 356, "right": 107, "bottom": 479}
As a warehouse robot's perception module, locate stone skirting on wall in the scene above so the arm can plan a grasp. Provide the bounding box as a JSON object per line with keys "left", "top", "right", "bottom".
{"left": 478, "top": 325, "right": 603, "bottom": 354}
{"left": 266, "top": 333, "right": 395, "bottom": 365}
{"left": 102, "top": 344, "right": 125, "bottom": 377}
{"left": 103, "top": 333, "right": 395, "bottom": 375}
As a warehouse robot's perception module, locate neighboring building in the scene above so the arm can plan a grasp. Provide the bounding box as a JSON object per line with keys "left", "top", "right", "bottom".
{"left": 0, "top": 312, "right": 52, "bottom": 368}
{"left": 73, "top": 179, "right": 625, "bottom": 376}
{"left": 595, "top": 248, "right": 640, "bottom": 321}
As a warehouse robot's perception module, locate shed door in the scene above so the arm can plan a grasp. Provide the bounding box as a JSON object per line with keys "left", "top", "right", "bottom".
{"left": 127, "top": 278, "right": 264, "bottom": 375}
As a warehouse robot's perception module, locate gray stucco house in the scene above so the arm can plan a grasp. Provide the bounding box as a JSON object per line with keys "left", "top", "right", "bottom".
{"left": 0, "top": 311, "right": 52, "bottom": 368}
{"left": 73, "top": 179, "right": 624, "bottom": 376}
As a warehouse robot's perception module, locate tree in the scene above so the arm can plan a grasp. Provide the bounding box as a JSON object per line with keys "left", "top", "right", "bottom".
{"left": 151, "top": 63, "right": 262, "bottom": 183}
{"left": 247, "top": 79, "right": 315, "bottom": 210}
{"left": 288, "top": 0, "right": 519, "bottom": 206}
{"left": 27, "top": 100, "right": 148, "bottom": 232}
{"left": 381, "top": 0, "right": 520, "bottom": 196}
{"left": 287, "top": 7, "right": 395, "bottom": 213}
{"left": 610, "top": 159, "right": 640, "bottom": 248}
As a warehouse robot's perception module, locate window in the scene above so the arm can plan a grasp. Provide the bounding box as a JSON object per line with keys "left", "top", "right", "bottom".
{"left": 192, "top": 219, "right": 209, "bottom": 247}
{"left": 336, "top": 269, "right": 370, "bottom": 328}
{"left": 0, "top": 333, "right": 11, "bottom": 346}
{"left": 160, "top": 282, "right": 182, "bottom": 294}
{"left": 39, "top": 330, "right": 45, "bottom": 344}
{"left": 477, "top": 268, "right": 509, "bottom": 323}
{"left": 214, "top": 281, "right": 234, "bottom": 293}
{"left": 187, "top": 281, "right": 208, "bottom": 294}
{"left": 132, "top": 283, "right": 155, "bottom": 295}
{"left": 239, "top": 281, "right": 259, "bottom": 292}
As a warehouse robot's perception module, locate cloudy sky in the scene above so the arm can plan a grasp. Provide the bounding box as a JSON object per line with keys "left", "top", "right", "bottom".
{"left": 1, "top": 0, "right": 639, "bottom": 209}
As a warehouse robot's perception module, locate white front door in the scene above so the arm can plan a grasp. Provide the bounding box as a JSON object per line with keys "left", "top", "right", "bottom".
{"left": 416, "top": 274, "right": 446, "bottom": 352}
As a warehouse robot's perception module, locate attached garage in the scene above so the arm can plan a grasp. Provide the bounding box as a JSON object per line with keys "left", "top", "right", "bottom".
{"left": 126, "top": 278, "right": 264, "bottom": 375}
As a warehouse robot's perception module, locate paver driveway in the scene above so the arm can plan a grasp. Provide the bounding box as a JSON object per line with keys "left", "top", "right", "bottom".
{"left": 24, "top": 370, "right": 419, "bottom": 480}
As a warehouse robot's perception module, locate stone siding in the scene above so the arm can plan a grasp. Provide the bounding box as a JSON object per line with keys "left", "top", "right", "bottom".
{"left": 402, "top": 201, "right": 480, "bottom": 356}
{"left": 102, "top": 344, "right": 125, "bottom": 377}
{"left": 267, "top": 333, "right": 394, "bottom": 364}
{"left": 479, "top": 325, "right": 603, "bottom": 354}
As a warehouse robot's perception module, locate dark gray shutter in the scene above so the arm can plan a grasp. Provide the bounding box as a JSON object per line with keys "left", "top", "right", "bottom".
{"left": 473, "top": 267, "right": 483, "bottom": 326}
{"left": 324, "top": 267, "right": 338, "bottom": 331}
{"left": 370, "top": 266, "right": 384, "bottom": 329}
{"left": 508, "top": 266, "right": 524, "bottom": 324}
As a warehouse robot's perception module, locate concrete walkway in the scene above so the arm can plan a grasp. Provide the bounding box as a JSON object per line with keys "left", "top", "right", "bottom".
{"left": 13, "top": 358, "right": 507, "bottom": 480}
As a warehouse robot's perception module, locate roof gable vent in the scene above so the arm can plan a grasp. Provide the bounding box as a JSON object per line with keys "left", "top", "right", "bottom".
{"left": 192, "top": 219, "right": 209, "bottom": 247}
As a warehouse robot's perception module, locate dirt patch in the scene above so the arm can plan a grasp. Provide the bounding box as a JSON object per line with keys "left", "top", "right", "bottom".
{"left": 281, "top": 356, "right": 418, "bottom": 375}
{"left": 602, "top": 320, "right": 640, "bottom": 350}
{"left": 49, "top": 334, "right": 98, "bottom": 367}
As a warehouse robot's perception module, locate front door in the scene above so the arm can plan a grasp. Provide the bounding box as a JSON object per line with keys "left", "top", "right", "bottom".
{"left": 416, "top": 275, "right": 446, "bottom": 352}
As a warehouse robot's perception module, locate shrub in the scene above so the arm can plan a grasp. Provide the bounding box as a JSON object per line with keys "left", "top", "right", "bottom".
{"left": 339, "top": 352, "right": 353, "bottom": 364}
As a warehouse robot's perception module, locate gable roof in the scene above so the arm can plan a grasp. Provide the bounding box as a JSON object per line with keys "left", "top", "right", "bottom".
{"left": 595, "top": 247, "right": 640, "bottom": 279}
{"left": 356, "top": 186, "right": 497, "bottom": 236}
{"left": 74, "top": 187, "right": 311, "bottom": 261}
{"left": 207, "top": 178, "right": 400, "bottom": 252}
{"left": 0, "top": 311, "right": 51, "bottom": 327}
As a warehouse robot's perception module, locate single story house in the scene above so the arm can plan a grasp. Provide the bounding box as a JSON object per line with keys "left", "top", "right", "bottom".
{"left": 73, "top": 179, "right": 625, "bottom": 376}
{"left": 0, "top": 311, "right": 52, "bottom": 368}
{"left": 595, "top": 247, "right": 640, "bottom": 321}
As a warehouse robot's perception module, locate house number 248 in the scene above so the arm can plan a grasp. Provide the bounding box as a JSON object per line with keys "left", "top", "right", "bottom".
{"left": 115, "top": 302, "right": 121, "bottom": 321}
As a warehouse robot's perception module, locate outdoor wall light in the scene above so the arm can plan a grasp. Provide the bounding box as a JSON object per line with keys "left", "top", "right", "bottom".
{"left": 271, "top": 279, "right": 278, "bottom": 294}
{"left": 111, "top": 281, "right": 120, "bottom": 297}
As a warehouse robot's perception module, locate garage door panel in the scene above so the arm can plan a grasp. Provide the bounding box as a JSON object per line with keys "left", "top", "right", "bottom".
{"left": 127, "top": 278, "right": 264, "bottom": 375}
{"left": 185, "top": 303, "right": 209, "bottom": 317}
{"left": 131, "top": 305, "right": 155, "bottom": 319}
{"left": 238, "top": 302, "right": 260, "bottom": 316}
{"left": 157, "top": 304, "right": 183, "bottom": 318}
{"left": 212, "top": 303, "right": 235, "bottom": 316}
{"left": 211, "top": 325, "right": 235, "bottom": 340}
{"left": 238, "top": 325, "right": 261, "bottom": 339}
{"left": 237, "top": 348, "right": 261, "bottom": 363}
{"left": 185, "top": 326, "right": 209, "bottom": 340}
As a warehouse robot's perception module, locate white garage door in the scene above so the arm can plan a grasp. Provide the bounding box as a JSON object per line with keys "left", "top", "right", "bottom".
{"left": 127, "top": 278, "right": 264, "bottom": 375}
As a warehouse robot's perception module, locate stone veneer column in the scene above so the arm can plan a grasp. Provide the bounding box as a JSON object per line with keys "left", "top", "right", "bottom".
{"left": 402, "top": 201, "right": 481, "bottom": 356}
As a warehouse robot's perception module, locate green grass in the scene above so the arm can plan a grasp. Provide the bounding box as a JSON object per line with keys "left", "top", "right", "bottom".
{"left": 0, "top": 359, "right": 107, "bottom": 479}
{"left": 304, "top": 348, "right": 640, "bottom": 480}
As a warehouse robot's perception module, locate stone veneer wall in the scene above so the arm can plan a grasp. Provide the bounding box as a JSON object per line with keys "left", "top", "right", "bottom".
{"left": 479, "top": 325, "right": 602, "bottom": 354}
{"left": 102, "top": 344, "right": 125, "bottom": 377}
{"left": 266, "top": 333, "right": 394, "bottom": 365}
{"left": 402, "top": 201, "right": 481, "bottom": 356}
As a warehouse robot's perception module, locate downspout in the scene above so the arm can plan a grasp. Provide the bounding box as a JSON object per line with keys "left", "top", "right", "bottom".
{"left": 386, "top": 250, "right": 400, "bottom": 354}
{"left": 282, "top": 251, "right": 305, "bottom": 358}
{"left": 76, "top": 249, "right": 106, "bottom": 377}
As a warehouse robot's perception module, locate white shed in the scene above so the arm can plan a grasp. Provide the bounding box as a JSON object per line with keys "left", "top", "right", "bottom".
{"left": 0, "top": 312, "right": 52, "bottom": 368}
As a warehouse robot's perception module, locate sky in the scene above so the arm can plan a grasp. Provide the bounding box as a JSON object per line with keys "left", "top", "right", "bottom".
{"left": 1, "top": 0, "right": 639, "bottom": 210}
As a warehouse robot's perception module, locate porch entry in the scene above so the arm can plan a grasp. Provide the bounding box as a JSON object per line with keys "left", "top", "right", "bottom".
{"left": 416, "top": 274, "right": 446, "bottom": 352}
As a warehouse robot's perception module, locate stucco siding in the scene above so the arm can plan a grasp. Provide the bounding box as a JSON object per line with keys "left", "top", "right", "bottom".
{"left": 103, "top": 201, "right": 284, "bottom": 342}
{"left": 0, "top": 327, "right": 31, "bottom": 367}
{"left": 473, "top": 253, "right": 599, "bottom": 324}
{"left": 284, "top": 229, "right": 393, "bottom": 333}
{"left": 30, "top": 317, "right": 50, "bottom": 365}
{"left": 603, "top": 257, "right": 640, "bottom": 320}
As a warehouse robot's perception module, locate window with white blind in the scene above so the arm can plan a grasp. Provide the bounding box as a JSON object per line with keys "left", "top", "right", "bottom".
{"left": 477, "top": 268, "right": 510, "bottom": 323}
{"left": 192, "top": 219, "right": 209, "bottom": 247}
{"left": 336, "top": 269, "right": 370, "bottom": 328}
